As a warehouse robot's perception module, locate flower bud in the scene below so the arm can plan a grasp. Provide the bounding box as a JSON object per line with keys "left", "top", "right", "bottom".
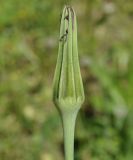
{"left": 53, "top": 6, "right": 84, "bottom": 112}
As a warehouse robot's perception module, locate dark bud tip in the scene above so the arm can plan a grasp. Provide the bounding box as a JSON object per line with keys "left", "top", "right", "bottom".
{"left": 64, "top": 15, "right": 69, "bottom": 20}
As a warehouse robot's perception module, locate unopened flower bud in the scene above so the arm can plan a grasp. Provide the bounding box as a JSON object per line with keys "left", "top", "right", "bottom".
{"left": 53, "top": 6, "right": 84, "bottom": 112}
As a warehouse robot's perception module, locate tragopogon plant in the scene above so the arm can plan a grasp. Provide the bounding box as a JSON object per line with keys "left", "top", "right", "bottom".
{"left": 53, "top": 6, "right": 85, "bottom": 160}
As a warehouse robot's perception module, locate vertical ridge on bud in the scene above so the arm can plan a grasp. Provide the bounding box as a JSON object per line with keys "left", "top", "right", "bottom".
{"left": 66, "top": 7, "right": 76, "bottom": 98}
{"left": 59, "top": 8, "right": 68, "bottom": 99}
{"left": 72, "top": 9, "right": 84, "bottom": 102}
{"left": 53, "top": 7, "right": 66, "bottom": 100}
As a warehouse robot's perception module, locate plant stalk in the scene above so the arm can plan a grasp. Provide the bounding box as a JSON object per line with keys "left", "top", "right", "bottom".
{"left": 61, "top": 110, "right": 78, "bottom": 160}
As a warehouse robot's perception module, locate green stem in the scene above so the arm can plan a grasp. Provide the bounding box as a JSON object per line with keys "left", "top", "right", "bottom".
{"left": 61, "top": 110, "right": 78, "bottom": 160}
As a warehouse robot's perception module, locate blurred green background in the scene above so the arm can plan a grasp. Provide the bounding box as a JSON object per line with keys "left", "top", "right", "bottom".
{"left": 0, "top": 0, "right": 133, "bottom": 159}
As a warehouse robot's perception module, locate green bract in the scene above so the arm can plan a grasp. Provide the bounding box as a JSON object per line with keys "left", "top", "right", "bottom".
{"left": 53, "top": 6, "right": 85, "bottom": 160}
{"left": 53, "top": 6, "right": 84, "bottom": 111}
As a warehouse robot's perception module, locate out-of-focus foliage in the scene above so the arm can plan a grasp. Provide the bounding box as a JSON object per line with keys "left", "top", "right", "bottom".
{"left": 0, "top": 0, "right": 133, "bottom": 159}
